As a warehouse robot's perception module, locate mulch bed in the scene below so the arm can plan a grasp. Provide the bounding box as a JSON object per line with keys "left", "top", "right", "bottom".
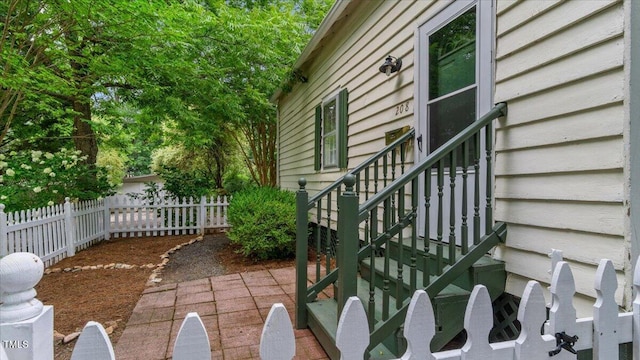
{"left": 32, "top": 232, "right": 296, "bottom": 360}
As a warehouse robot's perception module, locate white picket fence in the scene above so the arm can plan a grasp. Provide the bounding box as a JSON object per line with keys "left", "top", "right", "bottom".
{"left": 0, "top": 195, "right": 230, "bottom": 266}
{"left": 1, "top": 251, "right": 638, "bottom": 360}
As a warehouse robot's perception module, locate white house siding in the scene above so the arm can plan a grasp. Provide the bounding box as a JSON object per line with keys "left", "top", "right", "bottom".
{"left": 492, "top": 0, "right": 628, "bottom": 312}
{"left": 278, "top": 0, "right": 451, "bottom": 197}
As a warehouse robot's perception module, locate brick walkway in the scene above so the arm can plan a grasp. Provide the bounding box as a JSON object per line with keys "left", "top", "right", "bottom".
{"left": 114, "top": 267, "right": 329, "bottom": 359}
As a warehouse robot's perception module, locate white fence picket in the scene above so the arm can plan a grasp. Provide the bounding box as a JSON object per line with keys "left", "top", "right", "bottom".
{"left": 260, "top": 303, "right": 295, "bottom": 360}
{"left": 70, "top": 321, "right": 115, "bottom": 360}
{"left": 173, "top": 313, "right": 211, "bottom": 360}
{"left": 514, "top": 281, "right": 555, "bottom": 359}
{"left": 1, "top": 253, "right": 640, "bottom": 360}
{"left": 0, "top": 194, "right": 230, "bottom": 267}
{"left": 399, "top": 290, "right": 434, "bottom": 360}
{"left": 594, "top": 259, "right": 618, "bottom": 359}
{"left": 336, "top": 297, "right": 369, "bottom": 360}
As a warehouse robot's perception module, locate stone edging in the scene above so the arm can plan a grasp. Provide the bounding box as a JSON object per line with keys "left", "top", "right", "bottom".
{"left": 42, "top": 236, "right": 204, "bottom": 287}
{"left": 146, "top": 235, "right": 203, "bottom": 286}
{"left": 43, "top": 236, "right": 204, "bottom": 344}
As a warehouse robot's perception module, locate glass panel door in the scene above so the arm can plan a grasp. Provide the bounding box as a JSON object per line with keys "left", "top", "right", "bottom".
{"left": 415, "top": 0, "right": 493, "bottom": 241}
{"left": 427, "top": 7, "right": 476, "bottom": 161}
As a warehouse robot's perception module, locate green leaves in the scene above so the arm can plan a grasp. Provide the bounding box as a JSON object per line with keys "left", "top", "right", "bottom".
{"left": 227, "top": 186, "right": 297, "bottom": 260}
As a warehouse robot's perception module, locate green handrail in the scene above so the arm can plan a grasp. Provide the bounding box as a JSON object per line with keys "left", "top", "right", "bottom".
{"left": 358, "top": 103, "right": 506, "bottom": 221}
{"left": 295, "top": 125, "right": 415, "bottom": 329}
{"left": 306, "top": 128, "right": 415, "bottom": 210}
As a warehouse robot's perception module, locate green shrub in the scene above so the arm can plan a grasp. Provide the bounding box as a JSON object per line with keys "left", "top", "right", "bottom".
{"left": 227, "top": 186, "right": 296, "bottom": 260}
{"left": 222, "top": 168, "right": 255, "bottom": 195}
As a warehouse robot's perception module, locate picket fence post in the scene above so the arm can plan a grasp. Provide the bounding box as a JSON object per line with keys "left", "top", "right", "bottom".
{"left": 63, "top": 198, "right": 76, "bottom": 257}
{"left": 0, "top": 204, "right": 7, "bottom": 257}
{"left": 199, "top": 196, "right": 206, "bottom": 234}
{"left": 103, "top": 197, "right": 110, "bottom": 241}
{"left": 0, "top": 253, "right": 53, "bottom": 360}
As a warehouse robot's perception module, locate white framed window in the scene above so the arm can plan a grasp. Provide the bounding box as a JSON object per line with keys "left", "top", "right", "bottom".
{"left": 322, "top": 94, "right": 339, "bottom": 168}
{"left": 314, "top": 88, "right": 348, "bottom": 170}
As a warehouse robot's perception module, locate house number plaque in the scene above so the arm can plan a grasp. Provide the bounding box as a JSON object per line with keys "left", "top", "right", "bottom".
{"left": 395, "top": 101, "right": 410, "bottom": 116}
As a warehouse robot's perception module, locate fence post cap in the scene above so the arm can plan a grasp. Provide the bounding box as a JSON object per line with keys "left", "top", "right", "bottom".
{"left": 0, "top": 204, "right": 4, "bottom": 212}
{"left": 0, "top": 252, "right": 44, "bottom": 323}
{"left": 298, "top": 178, "right": 307, "bottom": 189}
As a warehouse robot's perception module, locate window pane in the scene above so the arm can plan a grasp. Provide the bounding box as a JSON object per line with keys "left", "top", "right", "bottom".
{"left": 429, "top": 7, "right": 476, "bottom": 99}
{"left": 323, "top": 133, "right": 337, "bottom": 167}
{"left": 428, "top": 87, "right": 476, "bottom": 164}
{"left": 323, "top": 100, "right": 336, "bottom": 133}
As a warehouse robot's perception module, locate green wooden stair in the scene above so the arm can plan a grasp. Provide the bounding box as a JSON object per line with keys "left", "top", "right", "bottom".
{"left": 305, "top": 237, "right": 505, "bottom": 359}
{"left": 295, "top": 104, "right": 509, "bottom": 360}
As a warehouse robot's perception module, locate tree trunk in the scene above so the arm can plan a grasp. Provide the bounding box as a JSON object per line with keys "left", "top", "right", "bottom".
{"left": 72, "top": 98, "right": 98, "bottom": 166}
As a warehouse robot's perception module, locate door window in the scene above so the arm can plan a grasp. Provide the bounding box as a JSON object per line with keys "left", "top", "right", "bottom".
{"left": 427, "top": 6, "right": 477, "bottom": 161}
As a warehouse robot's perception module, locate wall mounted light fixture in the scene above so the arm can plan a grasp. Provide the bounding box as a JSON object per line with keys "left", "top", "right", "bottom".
{"left": 379, "top": 55, "right": 402, "bottom": 76}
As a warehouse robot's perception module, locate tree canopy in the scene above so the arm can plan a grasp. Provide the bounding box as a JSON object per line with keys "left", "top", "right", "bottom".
{"left": 1, "top": 0, "right": 332, "bottom": 209}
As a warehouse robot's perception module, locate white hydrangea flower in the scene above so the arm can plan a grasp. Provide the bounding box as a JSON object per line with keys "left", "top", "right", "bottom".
{"left": 52, "top": 189, "right": 59, "bottom": 194}
{"left": 0, "top": 154, "right": 5, "bottom": 160}
{"left": 47, "top": 201, "right": 54, "bottom": 206}
{"left": 0, "top": 175, "right": 3, "bottom": 183}
{"left": 5, "top": 169, "right": 15, "bottom": 176}
{"left": 43, "top": 168, "right": 52, "bottom": 174}
{"left": 39, "top": 161, "right": 45, "bottom": 165}
{"left": 0, "top": 195, "right": 7, "bottom": 200}
{"left": 9, "top": 151, "right": 17, "bottom": 156}
{"left": 21, "top": 164, "right": 32, "bottom": 170}
{"left": 44, "top": 152, "right": 54, "bottom": 159}
{"left": 31, "top": 150, "right": 42, "bottom": 160}
{"left": 33, "top": 186, "right": 42, "bottom": 193}
{"left": 0, "top": 161, "right": 7, "bottom": 169}
{"left": 49, "top": 172, "right": 56, "bottom": 177}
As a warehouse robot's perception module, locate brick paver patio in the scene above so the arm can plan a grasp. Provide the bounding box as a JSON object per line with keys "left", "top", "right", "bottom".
{"left": 114, "top": 267, "right": 329, "bottom": 360}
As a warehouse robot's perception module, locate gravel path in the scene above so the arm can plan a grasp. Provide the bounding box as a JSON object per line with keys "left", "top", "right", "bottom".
{"left": 159, "top": 234, "right": 228, "bottom": 283}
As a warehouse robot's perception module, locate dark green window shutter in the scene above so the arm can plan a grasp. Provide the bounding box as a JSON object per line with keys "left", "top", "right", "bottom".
{"left": 314, "top": 105, "right": 322, "bottom": 171}
{"left": 338, "top": 88, "right": 349, "bottom": 169}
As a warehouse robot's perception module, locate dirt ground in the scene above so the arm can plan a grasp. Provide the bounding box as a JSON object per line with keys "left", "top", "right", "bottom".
{"left": 33, "top": 232, "right": 296, "bottom": 360}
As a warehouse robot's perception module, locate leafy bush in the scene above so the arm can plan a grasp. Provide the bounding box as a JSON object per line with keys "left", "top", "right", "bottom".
{"left": 227, "top": 186, "right": 296, "bottom": 260}
{"left": 158, "top": 165, "right": 216, "bottom": 200}
{"left": 222, "top": 168, "right": 255, "bottom": 195}
{"left": 0, "top": 149, "right": 114, "bottom": 212}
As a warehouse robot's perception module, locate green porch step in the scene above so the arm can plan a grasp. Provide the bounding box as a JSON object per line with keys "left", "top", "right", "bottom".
{"left": 306, "top": 278, "right": 398, "bottom": 360}
{"left": 359, "top": 257, "right": 472, "bottom": 352}
{"left": 306, "top": 273, "right": 471, "bottom": 358}
{"left": 387, "top": 238, "right": 506, "bottom": 298}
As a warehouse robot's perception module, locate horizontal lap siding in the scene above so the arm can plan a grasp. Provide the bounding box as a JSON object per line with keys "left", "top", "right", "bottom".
{"left": 494, "top": 0, "right": 627, "bottom": 307}
{"left": 278, "top": 0, "right": 445, "bottom": 195}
